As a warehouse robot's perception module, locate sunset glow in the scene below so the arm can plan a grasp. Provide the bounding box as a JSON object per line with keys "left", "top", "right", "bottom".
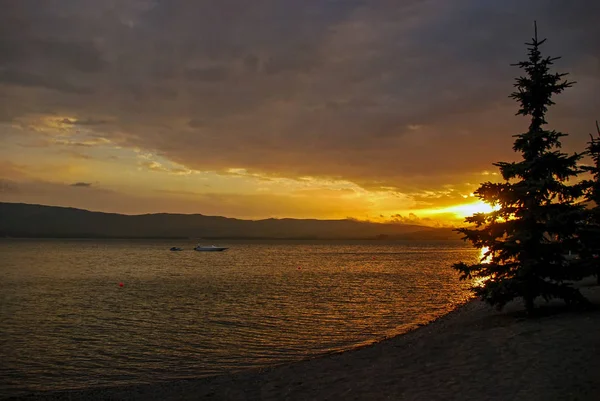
{"left": 0, "top": 2, "right": 597, "bottom": 227}
{"left": 435, "top": 202, "right": 498, "bottom": 219}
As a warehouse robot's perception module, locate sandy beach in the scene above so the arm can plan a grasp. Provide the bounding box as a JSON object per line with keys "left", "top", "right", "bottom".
{"left": 8, "top": 283, "right": 600, "bottom": 401}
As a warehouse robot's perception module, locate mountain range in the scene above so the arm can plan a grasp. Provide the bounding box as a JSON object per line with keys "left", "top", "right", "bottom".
{"left": 0, "top": 202, "right": 459, "bottom": 240}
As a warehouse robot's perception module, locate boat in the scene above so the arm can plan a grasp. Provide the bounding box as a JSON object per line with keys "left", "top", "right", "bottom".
{"left": 194, "top": 245, "right": 228, "bottom": 252}
{"left": 563, "top": 250, "right": 579, "bottom": 261}
{"left": 170, "top": 247, "right": 183, "bottom": 251}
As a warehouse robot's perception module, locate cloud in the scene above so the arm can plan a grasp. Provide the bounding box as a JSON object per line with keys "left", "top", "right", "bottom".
{"left": 60, "top": 117, "right": 111, "bottom": 126}
{"left": 0, "top": 179, "right": 19, "bottom": 194}
{"left": 184, "top": 66, "right": 231, "bottom": 82}
{"left": 53, "top": 137, "right": 113, "bottom": 147}
{"left": 70, "top": 182, "right": 92, "bottom": 187}
{"left": 0, "top": 160, "right": 32, "bottom": 180}
{"left": 388, "top": 213, "right": 443, "bottom": 227}
{"left": 1, "top": 0, "right": 598, "bottom": 200}
{"left": 138, "top": 159, "right": 192, "bottom": 175}
{"left": 0, "top": 70, "right": 92, "bottom": 94}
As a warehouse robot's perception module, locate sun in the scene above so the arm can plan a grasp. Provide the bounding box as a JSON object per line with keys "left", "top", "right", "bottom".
{"left": 425, "top": 201, "right": 498, "bottom": 220}
{"left": 392, "top": 199, "right": 502, "bottom": 226}
{"left": 447, "top": 201, "right": 497, "bottom": 218}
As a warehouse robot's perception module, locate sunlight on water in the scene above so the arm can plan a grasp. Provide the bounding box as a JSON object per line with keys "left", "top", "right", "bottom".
{"left": 480, "top": 246, "right": 492, "bottom": 263}
{"left": 0, "top": 239, "right": 479, "bottom": 397}
{"left": 472, "top": 246, "right": 492, "bottom": 288}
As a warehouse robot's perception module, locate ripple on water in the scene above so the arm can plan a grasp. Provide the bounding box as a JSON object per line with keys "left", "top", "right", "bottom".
{"left": 0, "top": 239, "right": 479, "bottom": 397}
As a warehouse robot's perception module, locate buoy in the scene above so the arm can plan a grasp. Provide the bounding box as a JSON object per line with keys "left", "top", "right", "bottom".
{"left": 119, "top": 282, "right": 124, "bottom": 287}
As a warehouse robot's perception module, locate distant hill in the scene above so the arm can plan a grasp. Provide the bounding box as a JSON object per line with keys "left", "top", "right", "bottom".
{"left": 0, "top": 202, "right": 459, "bottom": 240}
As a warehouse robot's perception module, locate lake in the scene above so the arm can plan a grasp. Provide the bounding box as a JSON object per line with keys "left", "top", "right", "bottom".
{"left": 0, "top": 239, "right": 480, "bottom": 398}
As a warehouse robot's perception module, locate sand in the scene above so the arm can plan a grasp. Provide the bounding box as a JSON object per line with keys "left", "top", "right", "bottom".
{"left": 8, "top": 283, "right": 600, "bottom": 401}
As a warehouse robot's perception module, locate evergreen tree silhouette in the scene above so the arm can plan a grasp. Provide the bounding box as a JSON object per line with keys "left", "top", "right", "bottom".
{"left": 453, "top": 23, "right": 588, "bottom": 314}
{"left": 579, "top": 121, "right": 600, "bottom": 284}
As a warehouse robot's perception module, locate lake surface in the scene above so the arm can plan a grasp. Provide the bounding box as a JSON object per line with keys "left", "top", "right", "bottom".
{"left": 0, "top": 239, "right": 480, "bottom": 398}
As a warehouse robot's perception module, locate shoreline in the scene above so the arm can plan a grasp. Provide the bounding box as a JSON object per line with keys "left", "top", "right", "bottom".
{"left": 6, "top": 285, "right": 600, "bottom": 401}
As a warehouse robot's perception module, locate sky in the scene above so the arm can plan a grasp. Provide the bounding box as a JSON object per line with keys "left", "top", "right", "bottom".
{"left": 0, "top": 0, "right": 598, "bottom": 226}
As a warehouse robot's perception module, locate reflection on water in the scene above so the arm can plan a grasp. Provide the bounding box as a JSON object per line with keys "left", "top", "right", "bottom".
{"left": 471, "top": 246, "right": 492, "bottom": 288}
{"left": 480, "top": 246, "right": 492, "bottom": 263}
{"left": 0, "top": 239, "right": 479, "bottom": 397}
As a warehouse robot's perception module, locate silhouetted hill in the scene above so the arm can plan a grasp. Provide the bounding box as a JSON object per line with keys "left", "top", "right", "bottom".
{"left": 0, "top": 202, "right": 459, "bottom": 240}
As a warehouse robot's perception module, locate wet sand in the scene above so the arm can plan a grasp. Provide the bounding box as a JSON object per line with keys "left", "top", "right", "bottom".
{"left": 8, "top": 283, "right": 600, "bottom": 401}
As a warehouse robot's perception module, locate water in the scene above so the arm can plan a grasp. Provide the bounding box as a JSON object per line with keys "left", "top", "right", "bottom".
{"left": 0, "top": 239, "right": 479, "bottom": 398}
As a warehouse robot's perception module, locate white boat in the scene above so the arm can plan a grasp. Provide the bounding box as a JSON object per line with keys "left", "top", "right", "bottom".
{"left": 563, "top": 250, "right": 579, "bottom": 261}
{"left": 194, "top": 245, "right": 228, "bottom": 252}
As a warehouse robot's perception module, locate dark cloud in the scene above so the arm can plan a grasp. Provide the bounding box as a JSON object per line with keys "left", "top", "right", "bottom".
{"left": 188, "top": 119, "right": 204, "bottom": 128}
{"left": 1, "top": 0, "right": 598, "bottom": 192}
{"left": 0, "top": 70, "right": 91, "bottom": 94}
{"left": 70, "top": 182, "right": 92, "bottom": 187}
{"left": 184, "top": 66, "right": 231, "bottom": 82}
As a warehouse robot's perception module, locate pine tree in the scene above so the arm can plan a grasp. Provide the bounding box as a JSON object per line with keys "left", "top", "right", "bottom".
{"left": 453, "top": 23, "right": 588, "bottom": 314}
{"left": 580, "top": 121, "right": 600, "bottom": 284}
